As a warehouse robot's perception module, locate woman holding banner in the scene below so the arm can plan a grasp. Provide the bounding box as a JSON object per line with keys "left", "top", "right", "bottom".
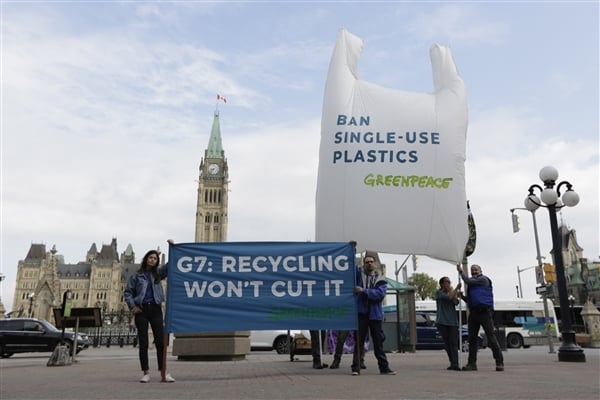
{"left": 124, "top": 242, "right": 175, "bottom": 383}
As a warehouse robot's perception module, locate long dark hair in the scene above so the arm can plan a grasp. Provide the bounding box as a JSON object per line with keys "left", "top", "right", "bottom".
{"left": 138, "top": 250, "right": 160, "bottom": 283}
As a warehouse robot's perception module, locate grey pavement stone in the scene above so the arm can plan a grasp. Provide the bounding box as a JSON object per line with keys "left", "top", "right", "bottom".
{"left": 1, "top": 345, "right": 598, "bottom": 400}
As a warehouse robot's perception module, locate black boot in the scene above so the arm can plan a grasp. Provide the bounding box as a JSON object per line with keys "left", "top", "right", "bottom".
{"left": 329, "top": 357, "right": 341, "bottom": 369}
{"left": 313, "top": 358, "right": 324, "bottom": 369}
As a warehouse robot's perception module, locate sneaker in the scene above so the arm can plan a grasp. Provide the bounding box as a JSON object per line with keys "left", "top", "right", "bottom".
{"left": 380, "top": 369, "right": 396, "bottom": 375}
{"left": 462, "top": 364, "right": 477, "bottom": 371}
{"left": 496, "top": 363, "right": 504, "bottom": 372}
{"left": 139, "top": 374, "right": 150, "bottom": 383}
{"left": 447, "top": 366, "right": 461, "bottom": 371}
{"left": 351, "top": 371, "right": 359, "bottom": 376}
{"left": 329, "top": 359, "right": 340, "bottom": 369}
{"left": 360, "top": 362, "right": 367, "bottom": 369}
{"left": 164, "top": 373, "right": 175, "bottom": 383}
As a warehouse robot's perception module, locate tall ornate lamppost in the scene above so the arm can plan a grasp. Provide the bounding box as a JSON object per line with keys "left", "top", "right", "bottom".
{"left": 524, "top": 166, "right": 585, "bottom": 362}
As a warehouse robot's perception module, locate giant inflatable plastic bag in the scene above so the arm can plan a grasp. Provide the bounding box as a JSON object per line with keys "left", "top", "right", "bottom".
{"left": 315, "top": 28, "right": 469, "bottom": 263}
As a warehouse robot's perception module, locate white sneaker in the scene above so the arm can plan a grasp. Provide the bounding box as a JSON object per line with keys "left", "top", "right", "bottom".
{"left": 164, "top": 373, "right": 175, "bottom": 383}
{"left": 139, "top": 374, "right": 150, "bottom": 383}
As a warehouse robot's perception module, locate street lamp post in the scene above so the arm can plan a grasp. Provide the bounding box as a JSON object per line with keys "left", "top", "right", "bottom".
{"left": 394, "top": 255, "right": 410, "bottom": 283}
{"left": 511, "top": 207, "right": 555, "bottom": 353}
{"left": 27, "top": 293, "right": 35, "bottom": 318}
{"left": 524, "top": 166, "right": 585, "bottom": 362}
{"left": 568, "top": 294, "right": 576, "bottom": 329}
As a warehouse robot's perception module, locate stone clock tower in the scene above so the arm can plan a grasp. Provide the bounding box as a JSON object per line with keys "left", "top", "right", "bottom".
{"left": 173, "top": 109, "right": 250, "bottom": 361}
{"left": 195, "top": 110, "right": 228, "bottom": 242}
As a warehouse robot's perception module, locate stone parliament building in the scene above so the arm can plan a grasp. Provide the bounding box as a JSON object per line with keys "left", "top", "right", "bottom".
{"left": 10, "top": 238, "right": 142, "bottom": 322}
{"left": 8, "top": 109, "right": 230, "bottom": 325}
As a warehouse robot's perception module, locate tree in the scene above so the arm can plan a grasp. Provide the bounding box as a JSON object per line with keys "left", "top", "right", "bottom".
{"left": 407, "top": 272, "right": 437, "bottom": 300}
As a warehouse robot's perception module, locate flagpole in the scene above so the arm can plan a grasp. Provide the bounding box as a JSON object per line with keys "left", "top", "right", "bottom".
{"left": 457, "top": 261, "right": 467, "bottom": 369}
{"left": 161, "top": 332, "right": 168, "bottom": 382}
{"left": 459, "top": 201, "right": 476, "bottom": 369}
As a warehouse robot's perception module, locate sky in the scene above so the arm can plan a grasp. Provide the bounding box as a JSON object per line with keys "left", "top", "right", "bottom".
{"left": 1, "top": 1, "right": 598, "bottom": 314}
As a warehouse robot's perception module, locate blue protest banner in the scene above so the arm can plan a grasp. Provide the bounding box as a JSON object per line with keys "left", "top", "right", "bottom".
{"left": 164, "top": 242, "right": 358, "bottom": 333}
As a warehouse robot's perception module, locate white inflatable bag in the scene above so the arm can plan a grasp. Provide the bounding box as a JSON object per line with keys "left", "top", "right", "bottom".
{"left": 315, "top": 29, "right": 469, "bottom": 263}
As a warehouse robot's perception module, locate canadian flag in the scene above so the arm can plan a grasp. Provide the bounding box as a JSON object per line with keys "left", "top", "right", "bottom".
{"left": 217, "top": 94, "right": 227, "bottom": 103}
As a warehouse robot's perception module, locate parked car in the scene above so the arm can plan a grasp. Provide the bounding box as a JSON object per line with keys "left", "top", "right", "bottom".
{"left": 69, "top": 331, "right": 90, "bottom": 349}
{"left": 384, "top": 310, "right": 484, "bottom": 350}
{"left": 0, "top": 318, "right": 89, "bottom": 358}
{"left": 250, "top": 330, "right": 302, "bottom": 354}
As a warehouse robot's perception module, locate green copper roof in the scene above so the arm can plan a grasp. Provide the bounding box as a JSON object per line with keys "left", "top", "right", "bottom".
{"left": 385, "top": 277, "right": 415, "bottom": 292}
{"left": 124, "top": 243, "right": 134, "bottom": 255}
{"left": 206, "top": 111, "right": 224, "bottom": 159}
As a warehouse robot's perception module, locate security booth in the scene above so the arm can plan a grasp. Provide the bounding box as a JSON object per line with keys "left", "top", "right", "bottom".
{"left": 382, "top": 278, "right": 417, "bottom": 353}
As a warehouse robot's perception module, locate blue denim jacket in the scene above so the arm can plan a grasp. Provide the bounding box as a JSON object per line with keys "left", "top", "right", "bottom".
{"left": 124, "top": 264, "right": 168, "bottom": 310}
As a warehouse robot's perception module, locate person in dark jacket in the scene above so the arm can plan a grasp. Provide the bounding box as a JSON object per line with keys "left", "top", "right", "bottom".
{"left": 351, "top": 255, "right": 395, "bottom": 376}
{"left": 124, "top": 242, "right": 175, "bottom": 383}
{"left": 458, "top": 264, "right": 504, "bottom": 372}
{"left": 435, "top": 276, "right": 462, "bottom": 371}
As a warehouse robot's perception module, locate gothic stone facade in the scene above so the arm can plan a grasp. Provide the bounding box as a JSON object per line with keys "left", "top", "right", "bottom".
{"left": 10, "top": 238, "right": 158, "bottom": 322}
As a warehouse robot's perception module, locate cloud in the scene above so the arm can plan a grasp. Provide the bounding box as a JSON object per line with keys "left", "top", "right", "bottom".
{"left": 226, "top": 120, "right": 321, "bottom": 241}
{"left": 550, "top": 72, "right": 583, "bottom": 98}
{"left": 407, "top": 4, "right": 509, "bottom": 46}
{"left": 1, "top": 3, "right": 597, "bottom": 315}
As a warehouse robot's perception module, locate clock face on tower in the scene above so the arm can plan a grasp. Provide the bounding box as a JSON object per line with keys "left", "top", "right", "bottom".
{"left": 208, "top": 163, "right": 220, "bottom": 175}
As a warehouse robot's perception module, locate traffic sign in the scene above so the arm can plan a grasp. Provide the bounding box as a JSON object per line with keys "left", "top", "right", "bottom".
{"left": 536, "top": 286, "right": 547, "bottom": 294}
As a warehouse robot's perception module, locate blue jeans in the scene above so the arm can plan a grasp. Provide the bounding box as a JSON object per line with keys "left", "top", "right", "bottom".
{"left": 135, "top": 303, "right": 165, "bottom": 372}
{"left": 437, "top": 323, "right": 459, "bottom": 368}
{"left": 352, "top": 314, "right": 390, "bottom": 372}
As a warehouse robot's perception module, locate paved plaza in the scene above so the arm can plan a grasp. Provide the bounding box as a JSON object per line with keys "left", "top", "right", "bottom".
{"left": 1, "top": 345, "right": 598, "bottom": 400}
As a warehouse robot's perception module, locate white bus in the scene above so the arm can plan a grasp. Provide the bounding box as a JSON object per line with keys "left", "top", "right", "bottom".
{"left": 415, "top": 298, "right": 559, "bottom": 349}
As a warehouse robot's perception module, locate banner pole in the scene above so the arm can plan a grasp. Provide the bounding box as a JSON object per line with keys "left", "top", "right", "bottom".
{"left": 161, "top": 332, "right": 168, "bottom": 382}
{"left": 457, "top": 266, "right": 463, "bottom": 369}
{"left": 318, "top": 330, "right": 324, "bottom": 368}
{"left": 355, "top": 330, "right": 360, "bottom": 375}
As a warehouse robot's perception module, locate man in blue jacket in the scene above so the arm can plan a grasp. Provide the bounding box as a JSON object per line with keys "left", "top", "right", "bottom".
{"left": 458, "top": 264, "right": 504, "bottom": 371}
{"left": 351, "top": 255, "right": 396, "bottom": 376}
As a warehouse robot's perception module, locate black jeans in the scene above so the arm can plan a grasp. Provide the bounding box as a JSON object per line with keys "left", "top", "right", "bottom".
{"left": 467, "top": 308, "right": 503, "bottom": 365}
{"left": 135, "top": 303, "right": 165, "bottom": 372}
{"left": 333, "top": 330, "right": 350, "bottom": 358}
{"left": 352, "top": 314, "right": 390, "bottom": 372}
{"left": 437, "top": 323, "right": 459, "bottom": 368}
